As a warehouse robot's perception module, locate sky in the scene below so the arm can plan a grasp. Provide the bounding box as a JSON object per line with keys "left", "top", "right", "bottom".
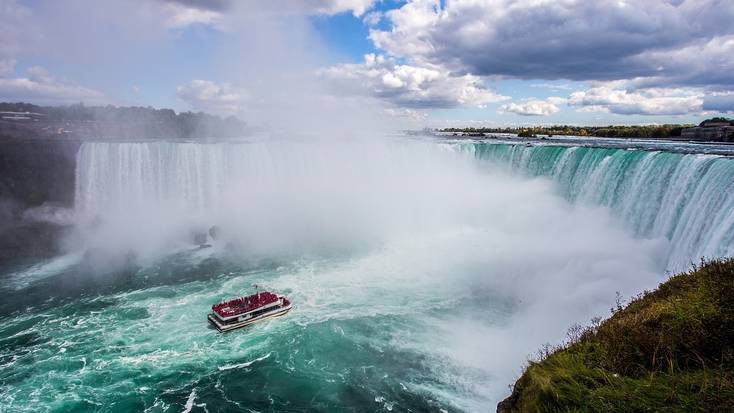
{"left": 1, "top": 0, "right": 733, "bottom": 127}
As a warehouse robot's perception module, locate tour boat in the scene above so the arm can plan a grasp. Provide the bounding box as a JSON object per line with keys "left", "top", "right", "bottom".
{"left": 208, "top": 291, "right": 292, "bottom": 332}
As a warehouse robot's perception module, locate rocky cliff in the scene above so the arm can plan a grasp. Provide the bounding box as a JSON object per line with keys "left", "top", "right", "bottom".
{"left": 0, "top": 138, "right": 81, "bottom": 259}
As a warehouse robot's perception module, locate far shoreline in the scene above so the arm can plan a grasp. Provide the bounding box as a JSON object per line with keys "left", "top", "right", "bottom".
{"left": 428, "top": 131, "right": 734, "bottom": 157}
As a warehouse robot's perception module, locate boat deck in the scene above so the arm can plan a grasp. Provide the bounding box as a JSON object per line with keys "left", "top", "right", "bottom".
{"left": 208, "top": 304, "right": 292, "bottom": 332}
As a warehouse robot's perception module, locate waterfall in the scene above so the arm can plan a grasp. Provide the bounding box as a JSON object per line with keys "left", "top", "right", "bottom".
{"left": 75, "top": 140, "right": 734, "bottom": 270}
{"left": 467, "top": 143, "right": 734, "bottom": 269}
{"left": 74, "top": 141, "right": 249, "bottom": 214}
{"left": 73, "top": 139, "right": 491, "bottom": 256}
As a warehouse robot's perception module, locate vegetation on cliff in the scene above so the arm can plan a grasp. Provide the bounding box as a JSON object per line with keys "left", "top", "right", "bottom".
{"left": 499, "top": 259, "right": 734, "bottom": 412}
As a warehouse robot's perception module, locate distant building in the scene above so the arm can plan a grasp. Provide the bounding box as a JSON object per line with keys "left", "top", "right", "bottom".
{"left": 681, "top": 118, "right": 734, "bottom": 142}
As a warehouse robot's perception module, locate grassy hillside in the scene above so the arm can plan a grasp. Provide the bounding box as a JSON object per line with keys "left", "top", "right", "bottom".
{"left": 498, "top": 259, "right": 734, "bottom": 412}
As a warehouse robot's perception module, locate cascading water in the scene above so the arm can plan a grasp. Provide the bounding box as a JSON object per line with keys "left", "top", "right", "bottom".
{"left": 466, "top": 143, "right": 734, "bottom": 270}
{"left": 4, "top": 137, "right": 730, "bottom": 411}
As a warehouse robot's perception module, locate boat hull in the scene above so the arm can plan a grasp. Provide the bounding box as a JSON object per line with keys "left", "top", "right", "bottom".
{"left": 208, "top": 304, "right": 292, "bottom": 332}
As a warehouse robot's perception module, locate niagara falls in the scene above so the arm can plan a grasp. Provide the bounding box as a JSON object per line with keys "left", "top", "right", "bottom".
{"left": 2, "top": 1, "right": 734, "bottom": 412}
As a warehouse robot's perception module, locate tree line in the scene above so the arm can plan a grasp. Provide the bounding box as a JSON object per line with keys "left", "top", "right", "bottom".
{"left": 0, "top": 102, "right": 249, "bottom": 139}
{"left": 441, "top": 124, "right": 694, "bottom": 139}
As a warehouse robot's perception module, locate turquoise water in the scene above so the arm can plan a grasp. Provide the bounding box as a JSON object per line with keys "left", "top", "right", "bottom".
{"left": 465, "top": 142, "right": 734, "bottom": 271}
{"left": 0, "top": 253, "right": 492, "bottom": 412}
{"left": 3, "top": 138, "right": 732, "bottom": 412}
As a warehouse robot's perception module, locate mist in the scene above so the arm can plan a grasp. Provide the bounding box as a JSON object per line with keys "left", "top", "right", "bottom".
{"left": 67, "top": 137, "right": 666, "bottom": 406}
{"left": 188, "top": 2, "right": 411, "bottom": 134}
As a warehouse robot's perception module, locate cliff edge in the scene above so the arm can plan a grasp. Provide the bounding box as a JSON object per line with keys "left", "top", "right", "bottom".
{"left": 499, "top": 259, "right": 734, "bottom": 412}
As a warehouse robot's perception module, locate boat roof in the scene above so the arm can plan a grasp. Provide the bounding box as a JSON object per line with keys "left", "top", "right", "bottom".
{"left": 212, "top": 291, "right": 279, "bottom": 318}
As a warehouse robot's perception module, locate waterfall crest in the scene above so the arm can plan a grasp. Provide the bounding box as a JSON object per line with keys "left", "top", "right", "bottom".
{"left": 75, "top": 140, "right": 734, "bottom": 270}
{"left": 468, "top": 143, "right": 734, "bottom": 269}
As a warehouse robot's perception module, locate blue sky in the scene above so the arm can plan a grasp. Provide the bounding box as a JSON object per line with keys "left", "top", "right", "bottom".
{"left": 1, "top": 0, "right": 733, "bottom": 127}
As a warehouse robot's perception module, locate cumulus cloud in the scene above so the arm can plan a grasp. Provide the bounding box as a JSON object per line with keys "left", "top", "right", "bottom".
{"left": 321, "top": 54, "right": 508, "bottom": 108}
{"left": 362, "top": 10, "right": 382, "bottom": 26}
{"left": 303, "top": 0, "right": 376, "bottom": 16}
{"left": 176, "top": 79, "right": 248, "bottom": 115}
{"left": 370, "top": 0, "right": 734, "bottom": 86}
{"left": 164, "top": 3, "right": 223, "bottom": 27}
{"left": 568, "top": 86, "right": 703, "bottom": 116}
{"left": 500, "top": 97, "right": 565, "bottom": 116}
{"left": 353, "top": 0, "right": 734, "bottom": 115}
{"left": 0, "top": 66, "right": 105, "bottom": 104}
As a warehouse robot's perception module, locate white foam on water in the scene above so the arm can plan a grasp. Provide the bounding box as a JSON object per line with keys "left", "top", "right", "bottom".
{"left": 6, "top": 252, "right": 82, "bottom": 290}
{"left": 181, "top": 388, "right": 197, "bottom": 413}
{"left": 218, "top": 352, "right": 272, "bottom": 371}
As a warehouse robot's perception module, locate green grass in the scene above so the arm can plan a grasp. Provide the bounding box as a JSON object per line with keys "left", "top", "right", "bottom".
{"left": 499, "top": 259, "right": 734, "bottom": 412}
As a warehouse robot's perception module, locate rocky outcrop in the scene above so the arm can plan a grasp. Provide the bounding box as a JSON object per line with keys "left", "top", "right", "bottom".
{"left": 0, "top": 138, "right": 81, "bottom": 258}
{"left": 0, "top": 138, "right": 81, "bottom": 207}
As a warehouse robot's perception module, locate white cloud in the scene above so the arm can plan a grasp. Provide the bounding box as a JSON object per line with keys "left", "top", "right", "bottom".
{"left": 529, "top": 82, "right": 575, "bottom": 91}
{"left": 500, "top": 97, "right": 565, "bottom": 116}
{"left": 383, "top": 107, "right": 428, "bottom": 121}
{"left": 0, "top": 66, "right": 105, "bottom": 104}
{"left": 176, "top": 79, "right": 248, "bottom": 115}
{"left": 164, "top": 3, "right": 223, "bottom": 27}
{"left": 321, "top": 54, "right": 509, "bottom": 108}
{"left": 568, "top": 87, "right": 703, "bottom": 116}
{"left": 304, "top": 0, "right": 376, "bottom": 16}
{"left": 362, "top": 10, "right": 382, "bottom": 26}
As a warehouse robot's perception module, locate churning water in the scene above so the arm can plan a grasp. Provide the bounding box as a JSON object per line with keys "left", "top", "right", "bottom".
{"left": 2, "top": 137, "right": 733, "bottom": 411}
